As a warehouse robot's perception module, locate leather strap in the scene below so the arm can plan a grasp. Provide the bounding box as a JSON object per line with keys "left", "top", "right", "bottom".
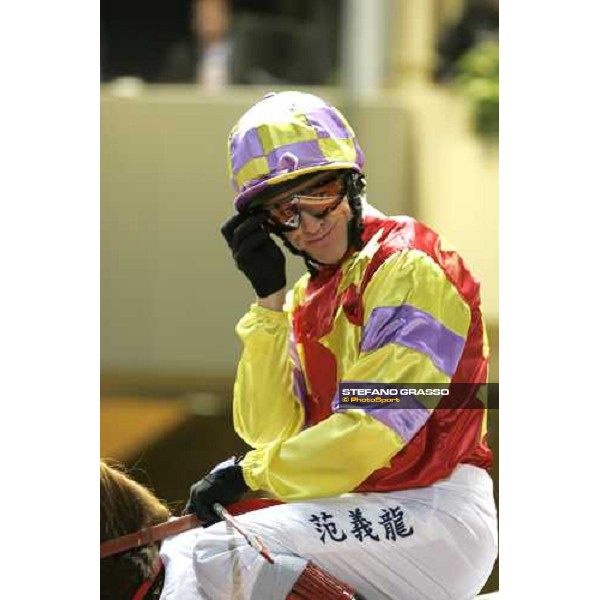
{"left": 131, "top": 559, "right": 164, "bottom": 600}
{"left": 100, "top": 514, "right": 202, "bottom": 559}
{"left": 100, "top": 498, "right": 282, "bottom": 559}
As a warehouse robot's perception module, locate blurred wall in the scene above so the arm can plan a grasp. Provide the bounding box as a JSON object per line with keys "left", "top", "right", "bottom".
{"left": 402, "top": 86, "right": 499, "bottom": 328}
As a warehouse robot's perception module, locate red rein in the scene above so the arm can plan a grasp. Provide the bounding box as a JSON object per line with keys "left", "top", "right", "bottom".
{"left": 100, "top": 514, "right": 202, "bottom": 559}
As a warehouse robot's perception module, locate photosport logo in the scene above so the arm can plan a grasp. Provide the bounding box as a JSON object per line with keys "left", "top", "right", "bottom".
{"left": 335, "top": 383, "right": 498, "bottom": 410}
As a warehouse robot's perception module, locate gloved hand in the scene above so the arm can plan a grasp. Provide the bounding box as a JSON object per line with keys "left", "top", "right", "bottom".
{"left": 221, "top": 212, "right": 286, "bottom": 298}
{"left": 184, "top": 460, "right": 249, "bottom": 526}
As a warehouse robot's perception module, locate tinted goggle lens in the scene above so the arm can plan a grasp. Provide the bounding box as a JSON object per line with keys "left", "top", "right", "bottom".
{"left": 263, "top": 178, "right": 345, "bottom": 230}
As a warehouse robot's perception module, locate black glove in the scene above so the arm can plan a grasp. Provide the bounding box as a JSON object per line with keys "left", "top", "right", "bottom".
{"left": 184, "top": 463, "right": 249, "bottom": 526}
{"left": 221, "top": 212, "right": 286, "bottom": 298}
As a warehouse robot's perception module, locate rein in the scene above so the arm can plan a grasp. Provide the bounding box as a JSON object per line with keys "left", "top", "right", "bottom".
{"left": 100, "top": 514, "right": 202, "bottom": 559}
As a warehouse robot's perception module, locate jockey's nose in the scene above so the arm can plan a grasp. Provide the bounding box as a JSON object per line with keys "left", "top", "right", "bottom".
{"left": 299, "top": 211, "right": 323, "bottom": 234}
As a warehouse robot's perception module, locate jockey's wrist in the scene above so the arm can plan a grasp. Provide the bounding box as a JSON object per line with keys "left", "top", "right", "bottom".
{"left": 257, "top": 288, "right": 286, "bottom": 311}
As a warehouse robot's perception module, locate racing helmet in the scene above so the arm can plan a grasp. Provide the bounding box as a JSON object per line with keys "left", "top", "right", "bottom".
{"left": 227, "top": 91, "right": 365, "bottom": 212}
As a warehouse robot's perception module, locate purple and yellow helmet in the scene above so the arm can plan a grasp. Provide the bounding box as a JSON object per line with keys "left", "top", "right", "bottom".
{"left": 227, "top": 91, "right": 365, "bottom": 212}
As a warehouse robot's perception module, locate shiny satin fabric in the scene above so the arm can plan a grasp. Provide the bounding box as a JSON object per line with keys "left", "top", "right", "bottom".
{"left": 235, "top": 214, "right": 492, "bottom": 501}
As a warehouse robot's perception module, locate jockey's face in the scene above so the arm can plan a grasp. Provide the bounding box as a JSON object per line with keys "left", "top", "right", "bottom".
{"left": 282, "top": 198, "right": 352, "bottom": 265}
{"left": 256, "top": 172, "right": 353, "bottom": 265}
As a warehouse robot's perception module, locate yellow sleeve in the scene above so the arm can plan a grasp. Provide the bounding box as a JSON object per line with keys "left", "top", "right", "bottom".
{"left": 233, "top": 303, "right": 305, "bottom": 448}
{"left": 242, "top": 411, "right": 401, "bottom": 500}
{"left": 241, "top": 249, "right": 472, "bottom": 500}
{"left": 358, "top": 248, "right": 471, "bottom": 386}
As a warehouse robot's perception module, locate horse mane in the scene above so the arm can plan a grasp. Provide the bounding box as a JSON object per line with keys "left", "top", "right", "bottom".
{"left": 100, "top": 460, "right": 170, "bottom": 600}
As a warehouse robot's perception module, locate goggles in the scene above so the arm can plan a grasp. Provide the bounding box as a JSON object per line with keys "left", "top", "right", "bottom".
{"left": 255, "top": 175, "right": 346, "bottom": 232}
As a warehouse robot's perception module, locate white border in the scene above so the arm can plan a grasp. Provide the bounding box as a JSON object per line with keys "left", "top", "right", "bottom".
{"left": 0, "top": 2, "right": 99, "bottom": 596}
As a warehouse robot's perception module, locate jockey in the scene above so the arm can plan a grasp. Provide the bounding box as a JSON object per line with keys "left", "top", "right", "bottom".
{"left": 181, "top": 91, "right": 499, "bottom": 599}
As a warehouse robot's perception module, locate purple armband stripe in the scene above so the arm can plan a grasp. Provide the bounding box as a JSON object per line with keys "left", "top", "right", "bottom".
{"left": 331, "top": 385, "right": 431, "bottom": 443}
{"left": 289, "top": 339, "right": 309, "bottom": 412}
{"left": 367, "top": 396, "right": 431, "bottom": 443}
{"left": 361, "top": 305, "right": 465, "bottom": 377}
{"left": 292, "top": 366, "right": 309, "bottom": 407}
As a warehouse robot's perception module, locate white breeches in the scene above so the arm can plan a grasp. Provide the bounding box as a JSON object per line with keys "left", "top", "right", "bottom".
{"left": 160, "top": 465, "right": 498, "bottom": 600}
